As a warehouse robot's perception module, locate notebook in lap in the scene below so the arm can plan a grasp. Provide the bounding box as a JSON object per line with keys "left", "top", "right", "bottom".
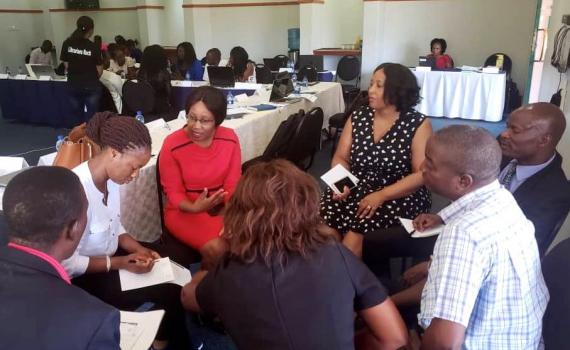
{"left": 207, "top": 66, "right": 235, "bottom": 87}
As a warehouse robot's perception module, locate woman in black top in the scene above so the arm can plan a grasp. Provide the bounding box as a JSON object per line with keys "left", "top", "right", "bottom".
{"left": 228, "top": 46, "right": 255, "bottom": 82}
{"left": 137, "top": 45, "right": 173, "bottom": 119}
{"left": 181, "top": 159, "right": 407, "bottom": 350}
{"left": 60, "top": 16, "right": 103, "bottom": 122}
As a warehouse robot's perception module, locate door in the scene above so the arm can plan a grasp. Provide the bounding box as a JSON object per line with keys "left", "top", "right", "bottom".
{"left": 526, "top": 0, "right": 554, "bottom": 103}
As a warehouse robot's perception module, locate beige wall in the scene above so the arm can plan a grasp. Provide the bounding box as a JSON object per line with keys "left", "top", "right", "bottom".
{"left": 183, "top": 0, "right": 299, "bottom": 62}
{"left": 538, "top": 0, "right": 570, "bottom": 250}
{"left": 361, "top": 0, "right": 537, "bottom": 90}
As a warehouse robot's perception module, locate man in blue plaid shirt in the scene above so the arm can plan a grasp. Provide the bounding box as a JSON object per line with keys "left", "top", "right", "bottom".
{"left": 418, "top": 125, "right": 548, "bottom": 349}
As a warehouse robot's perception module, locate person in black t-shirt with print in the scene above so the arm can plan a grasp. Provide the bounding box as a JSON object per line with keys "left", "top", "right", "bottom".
{"left": 181, "top": 159, "right": 408, "bottom": 350}
{"left": 60, "top": 16, "right": 103, "bottom": 122}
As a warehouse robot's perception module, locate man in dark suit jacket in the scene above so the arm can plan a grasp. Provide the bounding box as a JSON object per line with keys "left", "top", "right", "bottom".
{"left": 498, "top": 102, "right": 570, "bottom": 254}
{"left": 0, "top": 167, "right": 120, "bottom": 350}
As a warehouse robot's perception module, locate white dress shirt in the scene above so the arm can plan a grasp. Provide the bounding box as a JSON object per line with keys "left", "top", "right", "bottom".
{"left": 99, "top": 70, "right": 124, "bottom": 113}
{"left": 62, "top": 162, "right": 127, "bottom": 277}
{"left": 29, "top": 47, "right": 53, "bottom": 66}
{"left": 203, "top": 58, "right": 229, "bottom": 81}
{"left": 419, "top": 180, "right": 549, "bottom": 349}
{"left": 108, "top": 56, "right": 135, "bottom": 74}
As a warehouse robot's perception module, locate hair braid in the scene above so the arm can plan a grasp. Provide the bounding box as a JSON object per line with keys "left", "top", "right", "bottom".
{"left": 86, "top": 112, "right": 151, "bottom": 152}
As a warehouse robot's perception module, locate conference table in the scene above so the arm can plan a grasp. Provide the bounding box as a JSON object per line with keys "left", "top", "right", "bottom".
{"left": 0, "top": 79, "right": 260, "bottom": 128}
{"left": 412, "top": 69, "right": 506, "bottom": 122}
{"left": 35, "top": 82, "right": 344, "bottom": 242}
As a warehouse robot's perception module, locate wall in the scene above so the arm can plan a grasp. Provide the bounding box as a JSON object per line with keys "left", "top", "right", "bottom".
{"left": 538, "top": 0, "right": 570, "bottom": 250}
{"left": 0, "top": 0, "right": 44, "bottom": 72}
{"left": 183, "top": 0, "right": 299, "bottom": 62}
{"left": 361, "top": 0, "right": 537, "bottom": 90}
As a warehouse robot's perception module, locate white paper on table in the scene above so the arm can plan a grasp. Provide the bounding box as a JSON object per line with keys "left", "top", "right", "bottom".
{"left": 233, "top": 93, "right": 249, "bottom": 103}
{"left": 459, "top": 65, "right": 481, "bottom": 72}
{"left": 398, "top": 217, "right": 443, "bottom": 238}
{"left": 119, "top": 257, "right": 175, "bottom": 291}
{"left": 320, "top": 164, "right": 359, "bottom": 194}
{"left": 278, "top": 67, "right": 294, "bottom": 73}
{"left": 0, "top": 156, "right": 29, "bottom": 176}
{"left": 120, "top": 310, "right": 165, "bottom": 350}
{"left": 415, "top": 66, "right": 431, "bottom": 72}
{"left": 0, "top": 74, "right": 8, "bottom": 79}
{"left": 481, "top": 66, "right": 500, "bottom": 74}
{"left": 14, "top": 74, "right": 27, "bottom": 80}
{"left": 177, "top": 110, "right": 187, "bottom": 120}
{"left": 170, "top": 260, "right": 192, "bottom": 287}
{"left": 227, "top": 107, "right": 253, "bottom": 116}
{"left": 37, "top": 152, "right": 57, "bottom": 166}
{"left": 233, "top": 82, "right": 262, "bottom": 90}
{"left": 145, "top": 118, "right": 169, "bottom": 132}
{"left": 38, "top": 75, "right": 51, "bottom": 81}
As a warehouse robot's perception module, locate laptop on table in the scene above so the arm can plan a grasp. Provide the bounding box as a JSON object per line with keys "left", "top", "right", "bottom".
{"left": 269, "top": 78, "right": 302, "bottom": 104}
{"left": 207, "top": 66, "right": 235, "bottom": 88}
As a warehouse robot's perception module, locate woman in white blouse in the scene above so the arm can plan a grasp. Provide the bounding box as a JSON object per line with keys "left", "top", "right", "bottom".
{"left": 63, "top": 111, "right": 188, "bottom": 350}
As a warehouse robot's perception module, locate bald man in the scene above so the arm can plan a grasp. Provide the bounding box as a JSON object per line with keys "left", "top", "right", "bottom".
{"left": 499, "top": 102, "right": 570, "bottom": 253}
{"left": 417, "top": 125, "right": 548, "bottom": 350}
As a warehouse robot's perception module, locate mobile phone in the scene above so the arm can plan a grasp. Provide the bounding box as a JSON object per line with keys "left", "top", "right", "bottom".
{"left": 333, "top": 176, "right": 357, "bottom": 194}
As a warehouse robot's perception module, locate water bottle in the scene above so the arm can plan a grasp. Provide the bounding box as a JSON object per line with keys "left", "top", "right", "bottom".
{"left": 291, "top": 73, "right": 300, "bottom": 94}
{"left": 55, "top": 135, "right": 65, "bottom": 151}
{"left": 135, "top": 111, "right": 145, "bottom": 124}
{"left": 185, "top": 70, "right": 191, "bottom": 81}
{"left": 302, "top": 76, "right": 309, "bottom": 88}
{"left": 226, "top": 91, "right": 234, "bottom": 108}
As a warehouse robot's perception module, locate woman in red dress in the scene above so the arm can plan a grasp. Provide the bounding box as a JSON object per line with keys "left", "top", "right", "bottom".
{"left": 159, "top": 86, "right": 241, "bottom": 268}
{"left": 428, "top": 38, "right": 454, "bottom": 69}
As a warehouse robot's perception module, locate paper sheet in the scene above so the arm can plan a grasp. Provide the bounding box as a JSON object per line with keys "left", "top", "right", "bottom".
{"left": 320, "top": 164, "right": 359, "bottom": 194}
{"left": 120, "top": 310, "right": 165, "bottom": 350}
{"left": 119, "top": 257, "right": 175, "bottom": 291}
{"left": 398, "top": 217, "right": 443, "bottom": 238}
{"left": 171, "top": 260, "right": 192, "bottom": 287}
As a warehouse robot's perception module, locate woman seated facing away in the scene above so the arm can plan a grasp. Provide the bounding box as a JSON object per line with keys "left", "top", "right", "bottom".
{"left": 227, "top": 46, "right": 255, "bottom": 83}
{"left": 427, "top": 38, "right": 454, "bottom": 69}
{"left": 181, "top": 160, "right": 408, "bottom": 350}
{"left": 321, "top": 63, "right": 432, "bottom": 258}
{"left": 172, "top": 41, "right": 204, "bottom": 81}
{"left": 62, "top": 112, "right": 189, "bottom": 350}
{"left": 137, "top": 45, "right": 174, "bottom": 119}
{"left": 159, "top": 86, "right": 241, "bottom": 269}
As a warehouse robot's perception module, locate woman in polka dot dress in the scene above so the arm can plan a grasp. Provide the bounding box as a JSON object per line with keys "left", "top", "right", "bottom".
{"left": 321, "top": 63, "right": 432, "bottom": 257}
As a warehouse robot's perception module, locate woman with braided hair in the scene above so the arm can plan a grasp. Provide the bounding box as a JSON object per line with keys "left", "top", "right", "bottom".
{"left": 62, "top": 112, "right": 189, "bottom": 350}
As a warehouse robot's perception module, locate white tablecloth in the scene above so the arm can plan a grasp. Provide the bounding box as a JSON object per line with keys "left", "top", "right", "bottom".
{"left": 413, "top": 70, "right": 506, "bottom": 122}
{"left": 35, "top": 82, "right": 344, "bottom": 242}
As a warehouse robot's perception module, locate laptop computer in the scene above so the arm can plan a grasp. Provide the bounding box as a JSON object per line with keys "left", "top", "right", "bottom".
{"left": 296, "top": 55, "right": 324, "bottom": 71}
{"left": 263, "top": 58, "right": 280, "bottom": 72}
{"left": 269, "top": 78, "right": 302, "bottom": 104}
{"left": 207, "top": 66, "right": 235, "bottom": 87}
{"left": 418, "top": 56, "right": 436, "bottom": 68}
{"left": 25, "top": 64, "right": 64, "bottom": 80}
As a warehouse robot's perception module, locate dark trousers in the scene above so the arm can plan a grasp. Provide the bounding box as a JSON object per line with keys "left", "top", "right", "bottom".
{"left": 72, "top": 244, "right": 190, "bottom": 350}
{"left": 67, "top": 84, "right": 102, "bottom": 123}
{"left": 363, "top": 226, "right": 437, "bottom": 278}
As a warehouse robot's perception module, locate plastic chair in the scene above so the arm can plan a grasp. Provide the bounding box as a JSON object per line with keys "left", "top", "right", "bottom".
{"left": 336, "top": 55, "right": 361, "bottom": 108}
{"left": 273, "top": 54, "right": 289, "bottom": 69}
{"left": 286, "top": 107, "right": 324, "bottom": 170}
{"left": 297, "top": 65, "right": 318, "bottom": 83}
{"left": 255, "top": 64, "right": 273, "bottom": 84}
{"left": 122, "top": 80, "right": 155, "bottom": 116}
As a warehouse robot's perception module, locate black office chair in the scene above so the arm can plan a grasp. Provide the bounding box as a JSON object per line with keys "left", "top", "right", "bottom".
{"left": 155, "top": 153, "right": 202, "bottom": 265}
{"left": 273, "top": 54, "right": 289, "bottom": 69}
{"left": 328, "top": 91, "right": 368, "bottom": 156}
{"left": 255, "top": 64, "right": 273, "bottom": 84}
{"left": 122, "top": 80, "right": 155, "bottom": 116}
{"left": 336, "top": 55, "right": 361, "bottom": 108}
{"left": 297, "top": 65, "right": 318, "bottom": 83}
{"left": 286, "top": 107, "right": 324, "bottom": 170}
{"left": 483, "top": 53, "right": 520, "bottom": 114}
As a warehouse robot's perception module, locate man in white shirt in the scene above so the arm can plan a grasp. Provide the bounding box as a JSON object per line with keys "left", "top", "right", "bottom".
{"left": 99, "top": 69, "right": 123, "bottom": 113}
{"left": 29, "top": 40, "right": 53, "bottom": 66}
{"left": 417, "top": 125, "right": 548, "bottom": 349}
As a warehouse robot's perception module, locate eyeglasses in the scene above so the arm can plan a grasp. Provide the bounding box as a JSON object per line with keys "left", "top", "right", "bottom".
{"left": 187, "top": 115, "right": 215, "bottom": 125}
